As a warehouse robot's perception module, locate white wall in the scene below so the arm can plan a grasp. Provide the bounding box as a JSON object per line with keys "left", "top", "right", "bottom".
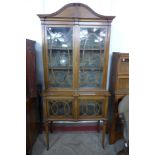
{"left": 1, "top": 1, "right": 154, "bottom": 153}
{"left": 26, "top": 0, "right": 132, "bottom": 88}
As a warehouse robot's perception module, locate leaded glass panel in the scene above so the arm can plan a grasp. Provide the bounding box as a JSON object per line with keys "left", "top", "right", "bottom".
{"left": 46, "top": 27, "right": 73, "bottom": 87}
{"left": 79, "top": 27, "right": 106, "bottom": 88}
{"left": 48, "top": 100, "right": 72, "bottom": 117}
{"left": 79, "top": 100, "right": 103, "bottom": 116}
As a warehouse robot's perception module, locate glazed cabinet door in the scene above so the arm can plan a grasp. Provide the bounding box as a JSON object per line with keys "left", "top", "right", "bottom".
{"left": 77, "top": 97, "right": 108, "bottom": 119}
{"left": 44, "top": 25, "right": 109, "bottom": 89}
{"left": 79, "top": 27, "right": 107, "bottom": 88}
{"left": 45, "top": 26, "right": 73, "bottom": 88}
{"left": 46, "top": 97, "right": 74, "bottom": 119}
{"left": 44, "top": 96, "right": 108, "bottom": 120}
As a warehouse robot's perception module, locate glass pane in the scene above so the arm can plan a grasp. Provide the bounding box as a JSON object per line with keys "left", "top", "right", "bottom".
{"left": 79, "top": 27, "right": 106, "bottom": 88}
{"left": 46, "top": 27, "right": 73, "bottom": 87}
{"left": 48, "top": 100, "right": 72, "bottom": 117}
{"left": 79, "top": 100, "right": 103, "bottom": 116}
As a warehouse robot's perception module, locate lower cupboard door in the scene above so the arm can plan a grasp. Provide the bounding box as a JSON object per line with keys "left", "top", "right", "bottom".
{"left": 47, "top": 99, "right": 73, "bottom": 119}
{"left": 78, "top": 98, "right": 105, "bottom": 119}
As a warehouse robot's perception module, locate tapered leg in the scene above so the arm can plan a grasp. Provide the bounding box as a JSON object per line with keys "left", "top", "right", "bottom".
{"left": 50, "top": 121, "right": 53, "bottom": 133}
{"left": 45, "top": 121, "right": 49, "bottom": 150}
{"left": 102, "top": 120, "right": 107, "bottom": 148}
{"left": 97, "top": 120, "right": 100, "bottom": 132}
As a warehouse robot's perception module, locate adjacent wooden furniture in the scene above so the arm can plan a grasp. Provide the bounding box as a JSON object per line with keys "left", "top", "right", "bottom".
{"left": 26, "top": 39, "right": 40, "bottom": 154}
{"left": 26, "top": 98, "right": 39, "bottom": 155}
{"left": 26, "top": 39, "right": 37, "bottom": 99}
{"left": 108, "top": 52, "right": 129, "bottom": 144}
{"left": 38, "top": 3, "right": 115, "bottom": 150}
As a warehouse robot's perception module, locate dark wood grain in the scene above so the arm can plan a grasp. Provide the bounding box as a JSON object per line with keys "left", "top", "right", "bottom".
{"left": 26, "top": 39, "right": 40, "bottom": 154}
{"left": 26, "top": 39, "right": 37, "bottom": 98}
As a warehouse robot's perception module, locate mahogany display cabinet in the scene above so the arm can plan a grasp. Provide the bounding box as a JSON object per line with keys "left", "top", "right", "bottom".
{"left": 38, "top": 3, "right": 115, "bottom": 149}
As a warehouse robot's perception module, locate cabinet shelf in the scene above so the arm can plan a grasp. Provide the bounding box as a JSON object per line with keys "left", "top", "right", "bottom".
{"left": 80, "top": 67, "right": 103, "bottom": 71}
{"left": 48, "top": 67, "right": 72, "bottom": 70}
{"left": 48, "top": 67, "right": 102, "bottom": 71}
{"left": 48, "top": 48, "right": 72, "bottom": 50}
{"left": 48, "top": 48, "right": 104, "bottom": 51}
{"left": 80, "top": 49, "right": 104, "bottom": 51}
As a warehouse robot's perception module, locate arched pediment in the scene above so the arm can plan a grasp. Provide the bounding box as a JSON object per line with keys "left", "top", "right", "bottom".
{"left": 38, "top": 3, "right": 115, "bottom": 21}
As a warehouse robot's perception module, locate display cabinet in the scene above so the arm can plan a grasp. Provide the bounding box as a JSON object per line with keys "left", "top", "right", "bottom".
{"left": 38, "top": 3, "right": 115, "bottom": 150}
